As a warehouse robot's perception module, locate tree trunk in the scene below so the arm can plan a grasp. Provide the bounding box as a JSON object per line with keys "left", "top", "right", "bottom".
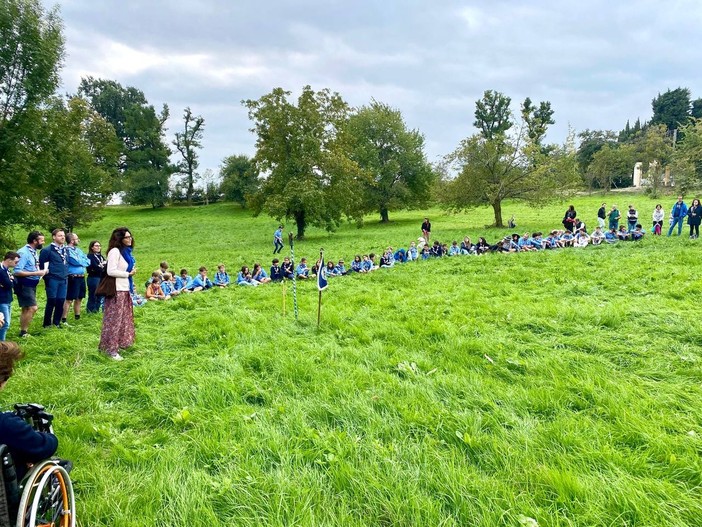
{"left": 380, "top": 208, "right": 389, "bottom": 223}
{"left": 187, "top": 174, "right": 194, "bottom": 206}
{"left": 492, "top": 200, "right": 504, "bottom": 227}
{"left": 295, "top": 211, "right": 306, "bottom": 240}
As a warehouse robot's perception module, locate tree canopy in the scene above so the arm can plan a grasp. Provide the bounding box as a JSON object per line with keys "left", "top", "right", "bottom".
{"left": 347, "top": 100, "right": 435, "bottom": 222}
{"left": 443, "top": 90, "right": 580, "bottom": 227}
{"left": 219, "top": 154, "right": 259, "bottom": 208}
{"left": 244, "top": 86, "right": 364, "bottom": 239}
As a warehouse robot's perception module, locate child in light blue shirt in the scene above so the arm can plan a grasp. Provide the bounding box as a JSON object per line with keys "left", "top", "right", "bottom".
{"left": 214, "top": 264, "right": 230, "bottom": 287}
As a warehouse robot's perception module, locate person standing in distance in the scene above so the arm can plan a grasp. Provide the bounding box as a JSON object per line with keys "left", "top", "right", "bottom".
{"left": 421, "top": 217, "right": 431, "bottom": 243}
{"left": 99, "top": 227, "right": 137, "bottom": 361}
{"left": 687, "top": 198, "right": 701, "bottom": 239}
{"left": 62, "top": 232, "right": 90, "bottom": 324}
{"left": 12, "top": 231, "right": 47, "bottom": 337}
{"left": 597, "top": 203, "right": 606, "bottom": 230}
{"left": 273, "top": 225, "right": 284, "bottom": 254}
{"left": 668, "top": 195, "right": 688, "bottom": 236}
{"left": 39, "top": 229, "right": 68, "bottom": 329}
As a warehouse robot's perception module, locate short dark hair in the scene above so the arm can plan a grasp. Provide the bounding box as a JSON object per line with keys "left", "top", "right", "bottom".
{"left": 272, "top": 258, "right": 279, "bottom": 264}
{"left": 0, "top": 342, "right": 23, "bottom": 384}
{"left": 51, "top": 228, "right": 64, "bottom": 237}
{"left": 198, "top": 266, "right": 207, "bottom": 272}
{"left": 27, "top": 231, "right": 43, "bottom": 244}
{"left": 3, "top": 251, "right": 20, "bottom": 261}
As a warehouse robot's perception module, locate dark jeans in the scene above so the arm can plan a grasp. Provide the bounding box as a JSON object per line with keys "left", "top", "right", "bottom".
{"left": 87, "top": 276, "right": 104, "bottom": 313}
{"left": 43, "top": 277, "right": 67, "bottom": 327}
{"left": 273, "top": 240, "right": 284, "bottom": 253}
{"left": 690, "top": 224, "right": 700, "bottom": 237}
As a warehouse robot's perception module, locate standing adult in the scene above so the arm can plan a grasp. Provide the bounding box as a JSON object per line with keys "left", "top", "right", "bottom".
{"left": 13, "top": 231, "right": 47, "bottom": 337}
{"left": 668, "top": 195, "right": 688, "bottom": 236}
{"left": 687, "top": 198, "right": 701, "bottom": 239}
{"left": 273, "top": 225, "right": 284, "bottom": 254}
{"left": 63, "top": 232, "right": 90, "bottom": 324}
{"left": 99, "top": 227, "right": 137, "bottom": 361}
{"left": 652, "top": 204, "right": 664, "bottom": 235}
{"left": 421, "top": 217, "right": 431, "bottom": 243}
{"left": 597, "top": 203, "right": 606, "bottom": 230}
{"left": 608, "top": 205, "right": 621, "bottom": 231}
{"left": 626, "top": 205, "right": 639, "bottom": 232}
{"left": 562, "top": 205, "right": 577, "bottom": 232}
{"left": 0, "top": 252, "right": 20, "bottom": 341}
{"left": 86, "top": 240, "right": 106, "bottom": 313}
{"left": 39, "top": 229, "right": 68, "bottom": 329}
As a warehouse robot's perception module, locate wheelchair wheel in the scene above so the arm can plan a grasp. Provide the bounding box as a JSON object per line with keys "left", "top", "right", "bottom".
{"left": 15, "top": 460, "right": 75, "bottom": 527}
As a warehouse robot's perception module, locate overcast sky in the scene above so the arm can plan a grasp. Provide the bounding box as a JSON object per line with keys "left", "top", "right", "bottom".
{"left": 50, "top": 0, "right": 702, "bottom": 179}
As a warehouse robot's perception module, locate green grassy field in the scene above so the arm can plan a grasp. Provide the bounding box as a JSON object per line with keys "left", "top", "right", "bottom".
{"left": 5, "top": 194, "right": 702, "bottom": 526}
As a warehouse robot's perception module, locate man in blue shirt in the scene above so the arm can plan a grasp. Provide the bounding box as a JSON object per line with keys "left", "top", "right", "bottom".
{"left": 273, "top": 225, "right": 284, "bottom": 254}
{"left": 13, "top": 231, "right": 47, "bottom": 338}
{"left": 668, "top": 195, "right": 688, "bottom": 236}
{"left": 38, "top": 229, "right": 68, "bottom": 329}
{"left": 62, "top": 233, "right": 90, "bottom": 324}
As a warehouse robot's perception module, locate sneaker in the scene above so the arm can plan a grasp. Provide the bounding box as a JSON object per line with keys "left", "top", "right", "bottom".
{"left": 19, "top": 331, "right": 30, "bottom": 338}
{"left": 61, "top": 321, "right": 71, "bottom": 327}
{"left": 111, "top": 353, "right": 123, "bottom": 361}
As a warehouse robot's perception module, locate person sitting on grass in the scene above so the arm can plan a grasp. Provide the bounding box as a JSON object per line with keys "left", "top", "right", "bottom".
{"left": 214, "top": 264, "right": 230, "bottom": 287}
{"left": 145, "top": 276, "right": 169, "bottom": 300}
{"left": 407, "top": 242, "right": 418, "bottom": 261}
{"left": 160, "top": 272, "right": 179, "bottom": 297}
{"left": 131, "top": 289, "right": 148, "bottom": 306}
{"left": 379, "top": 252, "right": 393, "bottom": 268}
{"left": 448, "top": 240, "right": 461, "bottom": 256}
{"left": 617, "top": 225, "right": 631, "bottom": 241}
{"left": 159, "top": 261, "right": 170, "bottom": 278}
{"left": 281, "top": 257, "right": 294, "bottom": 279}
{"left": 518, "top": 233, "right": 534, "bottom": 251}
{"left": 393, "top": 248, "right": 407, "bottom": 263}
{"left": 252, "top": 263, "right": 271, "bottom": 283}
{"left": 430, "top": 241, "right": 443, "bottom": 257}
{"left": 237, "top": 266, "right": 260, "bottom": 286}
{"left": 270, "top": 259, "right": 283, "bottom": 281}
{"left": 604, "top": 228, "right": 618, "bottom": 243}
{"left": 460, "top": 236, "right": 475, "bottom": 255}
{"left": 475, "top": 237, "right": 490, "bottom": 255}
{"left": 590, "top": 227, "right": 605, "bottom": 246}
{"left": 325, "top": 260, "right": 338, "bottom": 277}
{"left": 145, "top": 271, "right": 160, "bottom": 288}
{"left": 367, "top": 254, "right": 379, "bottom": 270}
{"left": 560, "top": 230, "right": 574, "bottom": 247}
{"left": 574, "top": 228, "right": 590, "bottom": 248}
{"left": 529, "top": 232, "right": 545, "bottom": 251}
{"left": 177, "top": 269, "right": 193, "bottom": 292}
{"left": 631, "top": 224, "right": 645, "bottom": 241}
{"left": 421, "top": 245, "right": 431, "bottom": 259}
{"left": 295, "top": 258, "right": 310, "bottom": 279}
{"left": 335, "top": 259, "right": 347, "bottom": 275}
{"left": 190, "top": 266, "right": 213, "bottom": 291}
{"left": 351, "top": 255, "right": 364, "bottom": 273}
{"left": 544, "top": 231, "right": 558, "bottom": 249}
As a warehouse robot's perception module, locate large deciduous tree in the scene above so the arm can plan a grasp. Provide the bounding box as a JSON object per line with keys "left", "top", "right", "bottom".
{"left": 0, "top": 0, "right": 64, "bottom": 247}
{"left": 586, "top": 143, "right": 636, "bottom": 191}
{"left": 672, "top": 119, "right": 702, "bottom": 191}
{"left": 173, "top": 107, "right": 205, "bottom": 205}
{"left": 346, "top": 101, "right": 435, "bottom": 222}
{"left": 244, "top": 86, "right": 363, "bottom": 239}
{"left": 78, "top": 77, "right": 173, "bottom": 204}
{"left": 219, "top": 154, "right": 259, "bottom": 208}
{"left": 443, "top": 91, "right": 580, "bottom": 227}
{"left": 37, "top": 97, "right": 119, "bottom": 231}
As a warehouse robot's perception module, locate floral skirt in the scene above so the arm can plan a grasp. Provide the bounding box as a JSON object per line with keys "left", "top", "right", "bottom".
{"left": 99, "top": 291, "right": 135, "bottom": 355}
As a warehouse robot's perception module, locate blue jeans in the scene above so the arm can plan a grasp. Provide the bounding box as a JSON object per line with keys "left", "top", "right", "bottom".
{"left": 668, "top": 217, "right": 684, "bottom": 236}
{"left": 273, "top": 240, "right": 284, "bottom": 253}
{"left": 0, "top": 303, "right": 10, "bottom": 341}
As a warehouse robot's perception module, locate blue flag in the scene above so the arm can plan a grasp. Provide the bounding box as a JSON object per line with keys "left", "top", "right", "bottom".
{"left": 317, "top": 254, "right": 328, "bottom": 291}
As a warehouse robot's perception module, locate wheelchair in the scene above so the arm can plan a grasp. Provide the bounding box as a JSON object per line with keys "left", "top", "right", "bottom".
{"left": 0, "top": 404, "right": 75, "bottom": 527}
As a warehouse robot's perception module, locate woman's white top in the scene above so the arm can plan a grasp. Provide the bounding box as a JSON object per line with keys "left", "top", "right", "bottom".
{"left": 106, "top": 247, "right": 131, "bottom": 291}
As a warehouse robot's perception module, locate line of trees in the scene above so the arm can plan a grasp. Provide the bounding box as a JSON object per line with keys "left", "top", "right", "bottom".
{"left": 4, "top": 0, "right": 702, "bottom": 249}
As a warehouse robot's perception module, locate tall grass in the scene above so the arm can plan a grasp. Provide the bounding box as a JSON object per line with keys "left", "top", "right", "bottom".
{"left": 5, "top": 194, "right": 702, "bottom": 526}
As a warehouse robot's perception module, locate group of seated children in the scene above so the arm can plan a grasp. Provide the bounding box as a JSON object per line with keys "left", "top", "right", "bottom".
{"left": 142, "top": 221, "right": 648, "bottom": 299}
{"left": 142, "top": 261, "right": 231, "bottom": 301}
